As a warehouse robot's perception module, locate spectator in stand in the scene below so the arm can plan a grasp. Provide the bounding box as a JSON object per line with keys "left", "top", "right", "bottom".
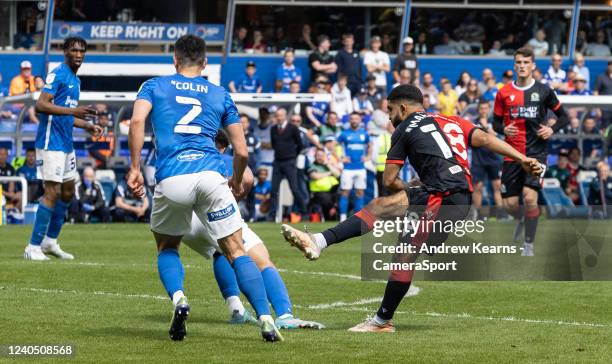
{"left": 478, "top": 68, "right": 494, "bottom": 95}
{"left": 567, "top": 147, "right": 583, "bottom": 204}
{"left": 309, "top": 35, "right": 337, "bottom": 83}
{"left": 414, "top": 32, "right": 428, "bottom": 55}
{"left": 586, "top": 30, "right": 611, "bottom": 57}
{"left": 331, "top": 73, "right": 353, "bottom": 123}
{"left": 527, "top": 29, "right": 549, "bottom": 56}
{"left": 352, "top": 87, "right": 374, "bottom": 124}
{"left": 9, "top": 61, "right": 36, "bottom": 95}
{"left": 422, "top": 93, "right": 435, "bottom": 113}
{"left": 254, "top": 107, "right": 275, "bottom": 171}
{"left": 433, "top": 32, "right": 460, "bottom": 55}
{"left": 588, "top": 162, "right": 612, "bottom": 215}
{"left": 318, "top": 111, "right": 341, "bottom": 141}
{"left": 595, "top": 60, "right": 612, "bottom": 96}
{"left": 500, "top": 70, "right": 514, "bottom": 86}
{"left": 335, "top": 33, "right": 362, "bottom": 96}
{"left": 545, "top": 54, "right": 568, "bottom": 93}
{"left": 500, "top": 33, "right": 519, "bottom": 54}
{"left": 561, "top": 115, "right": 580, "bottom": 135}
{"left": 252, "top": 167, "right": 272, "bottom": 221}
{"left": 228, "top": 61, "right": 262, "bottom": 93}
{"left": 240, "top": 114, "right": 260, "bottom": 172}
{"left": 595, "top": 60, "right": 612, "bottom": 128}
{"left": 363, "top": 35, "right": 391, "bottom": 92}
{"left": 337, "top": 112, "right": 371, "bottom": 221}
{"left": 482, "top": 77, "right": 499, "bottom": 102}
{"left": 369, "top": 110, "right": 393, "bottom": 197}
{"left": 572, "top": 53, "right": 591, "bottom": 90}
{"left": 533, "top": 68, "right": 545, "bottom": 83}
{"left": 365, "top": 74, "right": 386, "bottom": 110}
{"left": 471, "top": 102, "right": 503, "bottom": 219}
{"left": 575, "top": 30, "right": 589, "bottom": 55}
{"left": 294, "top": 24, "right": 316, "bottom": 51}
{"left": 269, "top": 107, "right": 308, "bottom": 221}
{"left": 393, "top": 37, "right": 419, "bottom": 87}
{"left": 275, "top": 49, "right": 302, "bottom": 93}
{"left": 543, "top": 15, "right": 566, "bottom": 56}
{"left": 381, "top": 33, "right": 396, "bottom": 54}
{"left": 272, "top": 27, "right": 292, "bottom": 52}
{"left": 291, "top": 114, "right": 320, "bottom": 149}
{"left": 488, "top": 40, "right": 506, "bottom": 56}
{"left": 545, "top": 151, "right": 572, "bottom": 197}
{"left": 582, "top": 117, "right": 603, "bottom": 159}
{"left": 571, "top": 73, "right": 592, "bottom": 96}
{"left": 455, "top": 71, "right": 471, "bottom": 96}
{"left": 71, "top": 166, "right": 110, "bottom": 223}
{"left": 305, "top": 78, "right": 331, "bottom": 128}
{"left": 391, "top": 69, "right": 411, "bottom": 89}
{"left": 16, "top": 148, "right": 42, "bottom": 203}
{"left": 437, "top": 79, "right": 458, "bottom": 116}
{"left": 419, "top": 72, "right": 438, "bottom": 108}
{"left": 308, "top": 148, "right": 341, "bottom": 220}
{"left": 231, "top": 26, "right": 248, "bottom": 53}
{"left": 112, "top": 172, "right": 149, "bottom": 222}
{"left": 87, "top": 110, "right": 114, "bottom": 169}
{"left": 245, "top": 29, "right": 266, "bottom": 54}
{"left": 0, "top": 148, "right": 20, "bottom": 210}
{"left": 457, "top": 79, "right": 480, "bottom": 115}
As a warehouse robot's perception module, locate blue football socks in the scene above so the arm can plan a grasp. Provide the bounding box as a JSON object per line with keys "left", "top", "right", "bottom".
{"left": 157, "top": 248, "right": 185, "bottom": 299}
{"left": 261, "top": 267, "right": 292, "bottom": 317}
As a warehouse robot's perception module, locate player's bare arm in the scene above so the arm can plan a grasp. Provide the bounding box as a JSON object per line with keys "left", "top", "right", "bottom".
{"left": 35, "top": 92, "right": 97, "bottom": 119}
{"left": 470, "top": 128, "right": 543, "bottom": 176}
{"left": 126, "top": 98, "right": 152, "bottom": 198}
{"left": 382, "top": 162, "right": 406, "bottom": 193}
{"left": 73, "top": 118, "right": 103, "bottom": 137}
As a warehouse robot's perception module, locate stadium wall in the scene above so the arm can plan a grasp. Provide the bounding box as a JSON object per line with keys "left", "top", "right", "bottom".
{"left": 0, "top": 53, "right": 608, "bottom": 92}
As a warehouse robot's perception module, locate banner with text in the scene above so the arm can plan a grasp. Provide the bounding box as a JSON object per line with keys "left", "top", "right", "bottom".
{"left": 51, "top": 22, "right": 224, "bottom": 43}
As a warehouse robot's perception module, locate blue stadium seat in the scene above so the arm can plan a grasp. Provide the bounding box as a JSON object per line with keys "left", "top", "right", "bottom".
{"left": 577, "top": 170, "right": 597, "bottom": 214}
{"left": 541, "top": 178, "right": 588, "bottom": 218}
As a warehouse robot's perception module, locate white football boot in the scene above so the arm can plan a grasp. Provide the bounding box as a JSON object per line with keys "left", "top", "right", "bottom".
{"left": 41, "top": 237, "right": 74, "bottom": 260}
{"left": 24, "top": 244, "right": 50, "bottom": 261}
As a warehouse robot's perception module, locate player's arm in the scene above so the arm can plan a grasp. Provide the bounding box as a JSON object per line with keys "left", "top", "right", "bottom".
{"left": 126, "top": 99, "right": 152, "bottom": 198}
{"left": 35, "top": 92, "right": 97, "bottom": 119}
{"left": 540, "top": 92, "right": 569, "bottom": 138}
{"left": 470, "top": 128, "right": 543, "bottom": 176}
{"left": 225, "top": 123, "right": 248, "bottom": 198}
{"left": 382, "top": 163, "right": 406, "bottom": 193}
{"left": 73, "top": 117, "right": 103, "bottom": 137}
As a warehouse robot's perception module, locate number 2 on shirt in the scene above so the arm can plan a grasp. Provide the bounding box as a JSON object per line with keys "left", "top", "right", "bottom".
{"left": 174, "top": 96, "right": 202, "bottom": 134}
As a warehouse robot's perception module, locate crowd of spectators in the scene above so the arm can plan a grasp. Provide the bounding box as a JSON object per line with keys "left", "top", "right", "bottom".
{"left": 231, "top": 10, "right": 610, "bottom": 57}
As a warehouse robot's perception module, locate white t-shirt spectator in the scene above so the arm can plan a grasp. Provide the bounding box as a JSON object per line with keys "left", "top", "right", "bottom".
{"left": 527, "top": 38, "right": 549, "bottom": 56}
{"left": 363, "top": 50, "right": 390, "bottom": 88}
{"left": 572, "top": 65, "right": 591, "bottom": 90}
{"left": 331, "top": 83, "right": 353, "bottom": 121}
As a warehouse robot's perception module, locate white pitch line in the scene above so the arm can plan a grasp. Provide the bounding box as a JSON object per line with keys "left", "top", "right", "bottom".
{"left": 1, "top": 286, "right": 167, "bottom": 301}
{"left": 298, "top": 302, "right": 610, "bottom": 328}
{"left": 306, "top": 297, "right": 383, "bottom": 309}
{"left": 277, "top": 268, "right": 371, "bottom": 281}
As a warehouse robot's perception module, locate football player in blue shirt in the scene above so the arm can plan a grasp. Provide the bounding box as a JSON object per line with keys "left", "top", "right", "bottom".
{"left": 337, "top": 112, "right": 371, "bottom": 221}
{"left": 183, "top": 131, "right": 324, "bottom": 330}
{"left": 127, "top": 35, "right": 281, "bottom": 342}
{"left": 24, "top": 37, "right": 102, "bottom": 261}
{"left": 228, "top": 61, "right": 262, "bottom": 93}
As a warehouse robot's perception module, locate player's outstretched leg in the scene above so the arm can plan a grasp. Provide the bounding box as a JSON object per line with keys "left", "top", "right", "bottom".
{"left": 219, "top": 228, "right": 283, "bottom": 342}
{"left": 154, "top": 232, "right": 189, "bottom": 341}
{"left": 212, "top": 252, "right": 257, "bottom": 324}
{"left": 282, "top": 190, "right": 408, "bottom": 260}
{"left": 41, "top": 181, "right": 75, "bottom": 259}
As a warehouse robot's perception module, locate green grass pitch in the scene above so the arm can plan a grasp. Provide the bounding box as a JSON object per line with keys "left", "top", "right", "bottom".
{"left": 1, "top": 222, "right": 611, "bottom": 363}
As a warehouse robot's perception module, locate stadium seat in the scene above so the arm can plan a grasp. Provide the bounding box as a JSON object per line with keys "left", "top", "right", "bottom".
{"left": 96, "top": 169, "right": 116, "bottom": 182}
{"left": 76, "top": 157, "right": 96, "bottom": 170}
{"left": 577, "top": 170, "right": 597, "bottom": 216}
{"left": 541, "top": 178, "right": 588, "bottom": 218}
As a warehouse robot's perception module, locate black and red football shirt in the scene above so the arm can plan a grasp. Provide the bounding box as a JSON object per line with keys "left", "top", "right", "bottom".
{"left": 386, "top": 111, "right": 477, "bottom": 193}
{"left": 494, "top": 80, "right": 561, "bottom": 161}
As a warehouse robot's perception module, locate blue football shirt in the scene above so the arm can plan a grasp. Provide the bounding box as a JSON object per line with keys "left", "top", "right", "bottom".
{"left": 136, "top": 74, "right": 240, "bottom": 182}
{"left": 338, "top": 128, "right": 370, "bottom": 170}
{"left": 35, "top": 63, "right": 81, "bottom": 152}
{"left": 275, "top": 64, "right": 301, "bottom": 93}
